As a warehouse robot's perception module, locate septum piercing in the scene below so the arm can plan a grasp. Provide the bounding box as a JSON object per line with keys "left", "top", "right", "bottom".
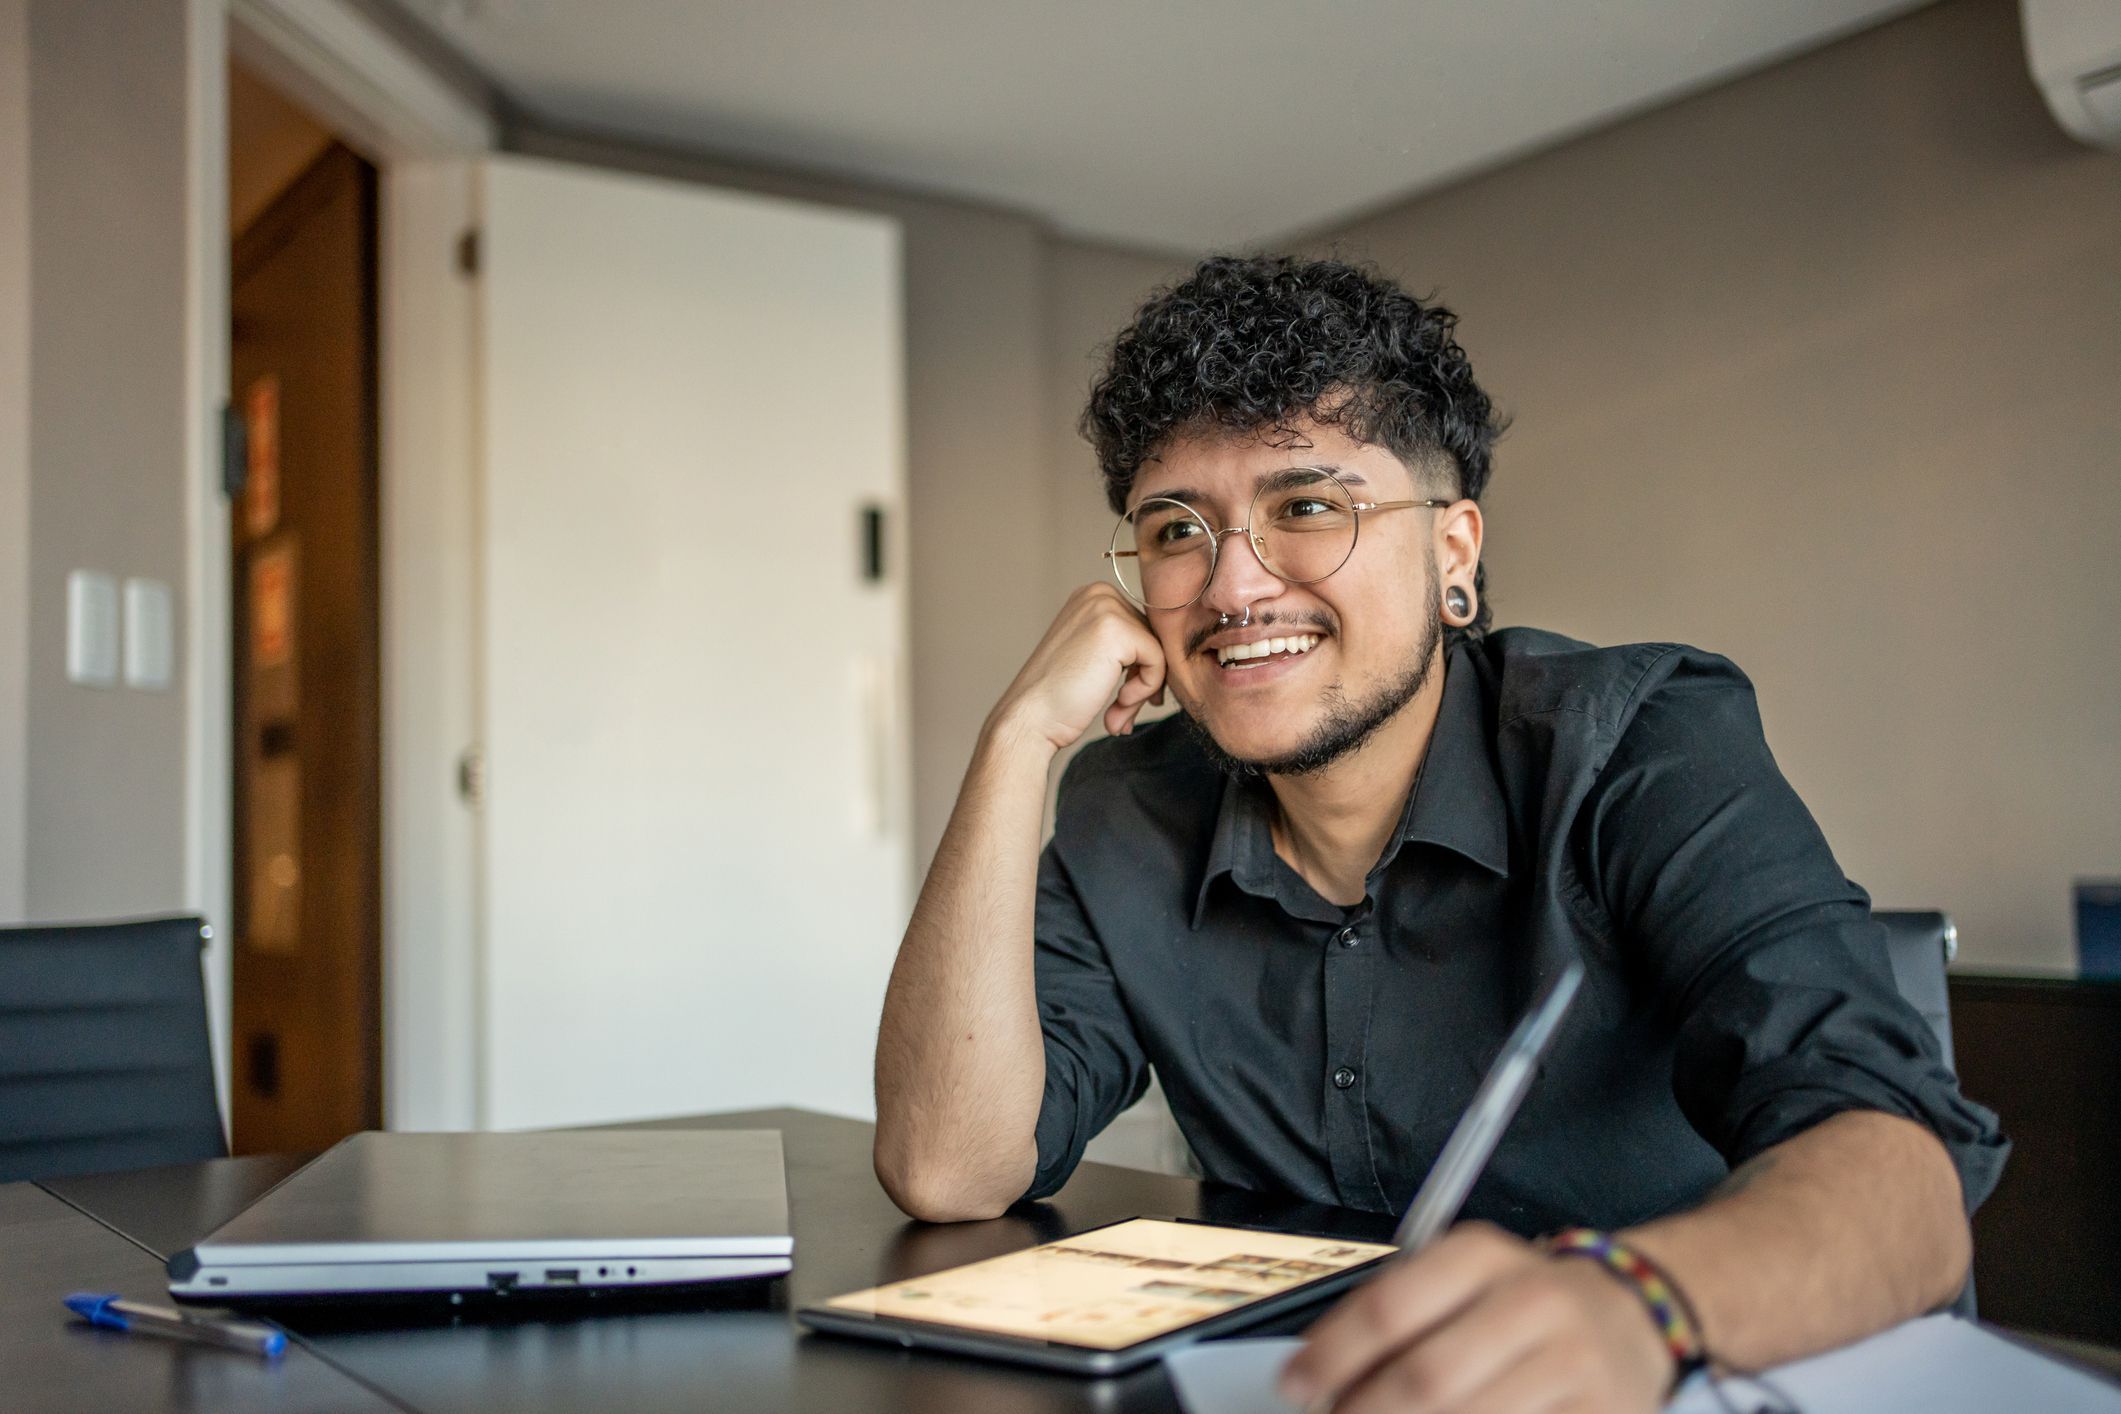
{"left": 1218, "top": 606, "right": 1252, "bottom": 629}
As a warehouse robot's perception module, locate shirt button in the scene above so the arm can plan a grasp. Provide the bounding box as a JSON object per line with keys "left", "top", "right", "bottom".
{"left": 1332, "top": 1066, "right": 1357, "bottom": 1089}
{"left": 1335, "top": 927, "right": 1360, "bottom": 948}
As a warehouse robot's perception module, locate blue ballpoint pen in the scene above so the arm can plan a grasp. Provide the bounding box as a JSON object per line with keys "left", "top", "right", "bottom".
{"left": 64, "top": 1292, "right": 286, "bottom": 1358}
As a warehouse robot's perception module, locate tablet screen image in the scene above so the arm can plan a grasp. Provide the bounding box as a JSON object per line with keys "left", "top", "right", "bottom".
{"left": 822, "top": 1218, "right": 1396, "bottom": 1351}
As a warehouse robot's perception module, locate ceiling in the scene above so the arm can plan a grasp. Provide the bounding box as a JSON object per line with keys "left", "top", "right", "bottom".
{"left": 393, "top": 0, "right": 1935, "bottom": 253}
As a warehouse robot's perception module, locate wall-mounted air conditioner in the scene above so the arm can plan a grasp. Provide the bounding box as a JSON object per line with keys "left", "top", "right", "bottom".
{"left": 2024, "top": 0, "right": 2121, "bottom": 149}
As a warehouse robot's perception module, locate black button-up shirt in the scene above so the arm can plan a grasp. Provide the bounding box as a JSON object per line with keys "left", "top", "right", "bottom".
{"left": 1026, "top": 629, "right": 2008, "bottom": 1237}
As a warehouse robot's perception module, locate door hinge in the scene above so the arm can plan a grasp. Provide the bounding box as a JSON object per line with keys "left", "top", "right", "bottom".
{"left": 457, "top": 747, "right": 486, "bottom": 807}
{"left": 221, "top": 401, "right": 247, "bottom": 501}
{"left": 456, "top": 227, "right": 481, "bottom": 276}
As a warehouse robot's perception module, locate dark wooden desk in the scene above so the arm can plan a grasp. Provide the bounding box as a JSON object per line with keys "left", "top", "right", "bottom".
{"left": 12, "top": 1108, "right": 1398, "bottom": 1413}
{"left": 0, "top": 1179, "right": 400, "bottom": 1412}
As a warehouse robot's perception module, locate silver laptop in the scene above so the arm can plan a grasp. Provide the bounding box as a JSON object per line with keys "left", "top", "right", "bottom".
{"left": 168, "top": 1129, "right": 792, "bottom": 1303}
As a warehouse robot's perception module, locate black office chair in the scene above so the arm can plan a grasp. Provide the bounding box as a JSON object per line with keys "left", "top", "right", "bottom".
{"left": 1874, "top": 909, "right": 1958, "bottom": 1074}
{"left": 0, "top": 915, "right": 227, "bottom": 1184}
{"left": 1871, "top": 907, "right": 1980, "bottom": 1318}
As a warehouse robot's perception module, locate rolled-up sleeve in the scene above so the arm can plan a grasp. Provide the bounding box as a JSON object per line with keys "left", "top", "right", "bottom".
{"left": 1580, "top": 651, "right": 2009, "bottom": 1214}
{"left": 1022, "top": 786, "right": 1152, "bottom": 1202}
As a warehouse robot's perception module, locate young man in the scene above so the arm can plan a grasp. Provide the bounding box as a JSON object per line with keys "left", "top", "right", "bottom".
{"left": 874, "top": 256, "right": 2005, "bottom": 1412}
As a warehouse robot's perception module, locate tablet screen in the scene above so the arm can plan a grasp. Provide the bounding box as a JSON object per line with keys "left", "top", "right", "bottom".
{"left": 822, "top": 1218, "right": 1396, "bottom": 1351}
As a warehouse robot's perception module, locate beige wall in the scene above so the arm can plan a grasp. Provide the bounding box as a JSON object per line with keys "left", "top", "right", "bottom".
{"left": 1037, "top": 238, "right": 1189, "bottom": 825}
{"left": 0, "top": 0, "right": 26, "bottom": 920}
{"left": 1314, "top": 0, "right": 2121, "bottom": 969}
{"left": 1042, "top": 239, "right": 1189, "bottom": 606}
{"left": 21, "top": 0, "right": 193, "bottom": 920}
{"left": 12, "top": 0, "right": 2109, "bottom": 973}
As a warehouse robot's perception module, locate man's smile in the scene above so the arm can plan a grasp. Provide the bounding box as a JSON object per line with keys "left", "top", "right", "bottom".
{"left": 1212, "top": 632, "right": 1322, "bottom": 669}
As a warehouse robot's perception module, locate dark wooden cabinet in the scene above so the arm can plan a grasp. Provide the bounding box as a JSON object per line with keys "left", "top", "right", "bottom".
{"left": 1952, "top": 973, "right": 2121, "bottom": 1345}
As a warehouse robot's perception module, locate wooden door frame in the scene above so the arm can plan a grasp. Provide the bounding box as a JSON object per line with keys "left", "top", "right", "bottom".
{"left": 184, "top": 0, "right": 495, "bottom": 1130}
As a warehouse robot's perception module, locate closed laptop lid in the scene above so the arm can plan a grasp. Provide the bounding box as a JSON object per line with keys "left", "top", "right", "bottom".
{"left": 189, "top": 1129, "right": 791, "bottom": 1266}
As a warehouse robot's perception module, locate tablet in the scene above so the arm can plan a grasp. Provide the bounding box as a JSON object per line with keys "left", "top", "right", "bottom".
{"left": 797, "top": 1216, "right": 1397, "bottom": 1374}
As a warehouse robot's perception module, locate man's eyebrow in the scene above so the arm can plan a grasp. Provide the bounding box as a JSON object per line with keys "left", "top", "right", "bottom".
{"left": 1133, "top": 467, "right": 1369, "bottom": 510}
{"left": 1259, "top": 465, "right": 1367, "bottom": 491}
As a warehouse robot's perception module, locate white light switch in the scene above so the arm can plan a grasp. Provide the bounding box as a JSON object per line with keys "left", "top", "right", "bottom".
{"left": 123, "top": 577, "right": 176, "bottom": 690}
{"left": 66, "top": 570, "right": 120, "bottom": 687}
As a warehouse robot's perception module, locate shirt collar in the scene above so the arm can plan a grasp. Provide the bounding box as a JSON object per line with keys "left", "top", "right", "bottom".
{"left": 1190, "top": 647, "right": 1511, "bottom": 928}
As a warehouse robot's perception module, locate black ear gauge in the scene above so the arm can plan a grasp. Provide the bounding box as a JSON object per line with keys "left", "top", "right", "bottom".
{"left": 1444, "top": 585, "right": 1472, "bottom": 622}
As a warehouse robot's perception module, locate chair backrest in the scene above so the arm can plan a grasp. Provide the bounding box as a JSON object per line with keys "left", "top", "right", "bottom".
{"left": 1874, "top": 909, "right": 1958, "bottom": 1074}
{"left": 0, "top": 915, "right": 227, "bottom": 1184}
{"left": 1872, "top": 908, "right": 1977, "bottom": 1319}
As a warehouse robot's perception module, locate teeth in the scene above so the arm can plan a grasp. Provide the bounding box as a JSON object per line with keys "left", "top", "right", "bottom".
{"left": 1216, "top": 634, "right": 1320, "bottom": 666}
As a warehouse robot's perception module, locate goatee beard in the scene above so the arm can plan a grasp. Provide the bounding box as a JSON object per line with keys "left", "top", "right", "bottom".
{"left": 1183, "top": 605, "right": 1443, "bottom": 781}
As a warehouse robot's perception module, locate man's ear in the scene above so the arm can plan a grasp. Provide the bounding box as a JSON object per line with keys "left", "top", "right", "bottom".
{"left": 1437, "top": 499, "right": 1484, "bottom": 585}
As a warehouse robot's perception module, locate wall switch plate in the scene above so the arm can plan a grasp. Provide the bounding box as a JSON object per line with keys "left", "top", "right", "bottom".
{"left": 66, "top": 570, "right": 120, "bottom": 687}
{"left": 123, "top": 577, "right": 176, "bottom": 690}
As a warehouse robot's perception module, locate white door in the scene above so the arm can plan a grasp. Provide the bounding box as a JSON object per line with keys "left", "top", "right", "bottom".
{"left": 474, "top": 155, "right": 908, "bottom": 1130}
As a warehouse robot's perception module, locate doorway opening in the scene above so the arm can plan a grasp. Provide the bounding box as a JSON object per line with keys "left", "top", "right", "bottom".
{"left": 225, "top": 58, "right": 383, "bottom": 1154}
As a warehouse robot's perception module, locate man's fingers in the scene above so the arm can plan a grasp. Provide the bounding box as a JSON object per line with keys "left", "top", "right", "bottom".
{"left": 1432, "top": 1342, "right": 1588, "bottom": 1414}
{"left": 998, "top": 585, "right": 1169, "bottom": 752}
{"left": 1105, "top": 638, "right": 1166, "bottom": 737}
{"left": 1280, "top": 1225, "right": 1528, "bottom": 1406}
{"left": 1105, "top": 663, "right": 1154, "bottom": 735}
{"left": 1340, "top": 1344, "right": 1583, "bottom": 1414}
{"left": 1113, "top": 666, "right": 1157, "bottom": 710}
{"left": 1326, "top": 1272, "right": 1570, "bottom": 1414}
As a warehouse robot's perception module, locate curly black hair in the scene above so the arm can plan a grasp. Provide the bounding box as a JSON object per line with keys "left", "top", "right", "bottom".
{"left": 1081, "top": 254, "right": 1505, "bottom": 647}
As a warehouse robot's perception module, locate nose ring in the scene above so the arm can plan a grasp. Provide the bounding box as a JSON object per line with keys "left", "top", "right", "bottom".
{"left": 1218, "top": 606, "right": 1251, "bottom": 629}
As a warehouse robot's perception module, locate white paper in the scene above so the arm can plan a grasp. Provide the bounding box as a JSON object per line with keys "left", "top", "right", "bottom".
{"left": 1664, "top": 1316, "right": 2121, "bottom": 1414}
{"left": 1166, "top": 1337, "right": 1305, "bottom": 1414}
{"left": 1168, "top": 1318, "right": 2121, "bottom": 1414}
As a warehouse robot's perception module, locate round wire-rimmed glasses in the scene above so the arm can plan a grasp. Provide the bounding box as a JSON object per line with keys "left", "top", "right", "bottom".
{"left": 1104, "top": 465, "right": 1453, "bottom": 611}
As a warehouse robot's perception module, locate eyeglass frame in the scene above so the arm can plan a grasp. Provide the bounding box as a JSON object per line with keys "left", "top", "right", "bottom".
{"left": 1103, "top": 465, "right": 1455, "bottom": 611}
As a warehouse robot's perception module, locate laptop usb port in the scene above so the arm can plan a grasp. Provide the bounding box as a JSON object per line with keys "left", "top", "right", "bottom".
{"left": 486, "top": 1271, "right": 519, "bottom": 1292}
{"left": 544, "top": 1268, "right": 580, "bottom": 1284}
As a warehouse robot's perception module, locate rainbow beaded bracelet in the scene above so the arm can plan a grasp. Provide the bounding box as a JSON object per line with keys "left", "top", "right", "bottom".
{"left": 1543, "top": 1227, "right": 1709, "bottom": 1388}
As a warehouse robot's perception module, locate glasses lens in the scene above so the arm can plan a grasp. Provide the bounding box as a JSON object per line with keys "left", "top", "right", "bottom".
{"left": 1253, "top": 469, "right": 1357, "bottom": 583}
{"left": 1113, "top": 498, "right": 1215, "bottom": 609}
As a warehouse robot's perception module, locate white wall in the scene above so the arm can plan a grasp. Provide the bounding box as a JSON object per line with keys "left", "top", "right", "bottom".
{"left": 473, "top": 158, "right": 909, "bottom": 1128}
{"left": 0, "top": 0, "right": 28, "bottom": 921}
{"left": 508, "top": 126, "right": 1163, "bottom": 875}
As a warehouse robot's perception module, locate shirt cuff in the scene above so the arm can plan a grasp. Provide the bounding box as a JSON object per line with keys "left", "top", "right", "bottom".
{"left": 1716, "top": 1068, "right": 2010, "bottom": 1216}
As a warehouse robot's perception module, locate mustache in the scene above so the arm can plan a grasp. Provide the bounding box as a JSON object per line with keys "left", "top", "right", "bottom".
{"left": 1184, "top": 609, "right": 1337, "bottom": 657}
